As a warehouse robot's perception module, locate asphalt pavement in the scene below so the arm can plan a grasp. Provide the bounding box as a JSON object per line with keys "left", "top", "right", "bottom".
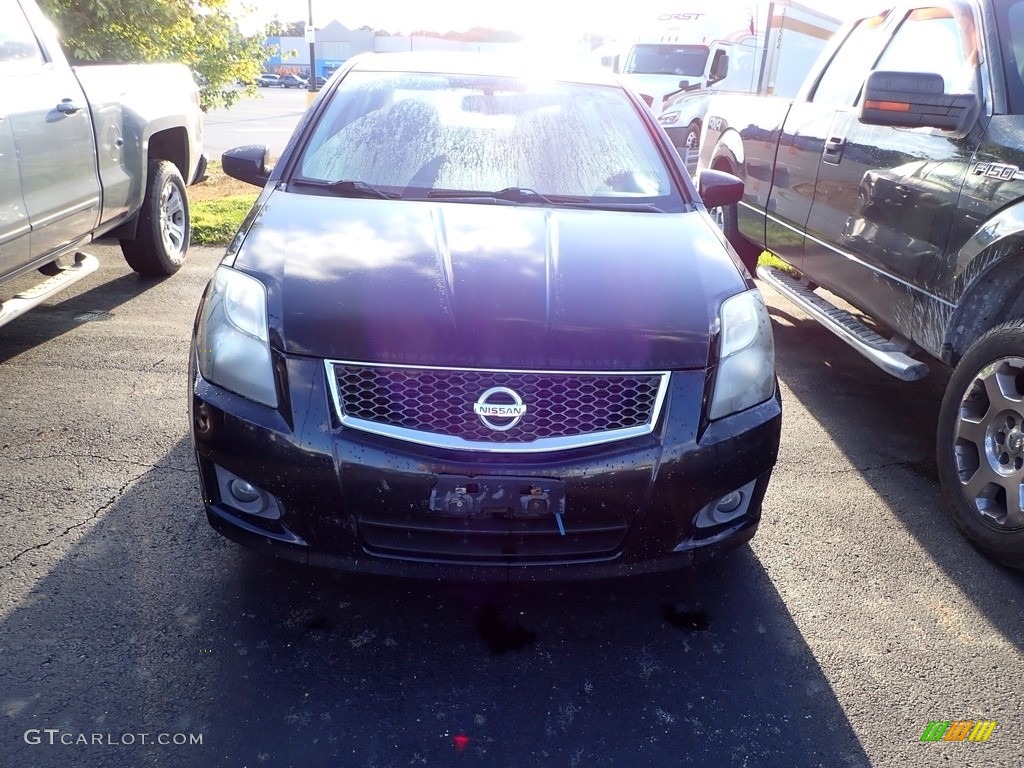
{"left": 0, "top": 241, "right": 1021, "bottom": 767}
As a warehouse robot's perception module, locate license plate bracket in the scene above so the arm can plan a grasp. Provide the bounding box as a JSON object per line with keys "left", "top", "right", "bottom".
{"left": 429, "top": 475, "right": 566, "bottom": 520}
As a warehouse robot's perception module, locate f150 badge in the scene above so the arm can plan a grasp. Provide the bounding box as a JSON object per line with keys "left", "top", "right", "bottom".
{"left": 972, "top": 162, "right": 1023, "bottom": 181}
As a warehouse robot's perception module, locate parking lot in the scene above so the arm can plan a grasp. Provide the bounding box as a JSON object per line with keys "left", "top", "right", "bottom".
{"left": 0, "top": 239, "right": 1021, "bottom": 767}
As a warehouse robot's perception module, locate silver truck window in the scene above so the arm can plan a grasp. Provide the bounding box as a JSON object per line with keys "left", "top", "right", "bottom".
{"left": 874, "top": 7, "right": 980, "bottom": 96}
{"left": 810, "top": 15, "right": 889, "bottom": 107}
{"left": 0, "top": 0, "right": 44, "bottom": 66}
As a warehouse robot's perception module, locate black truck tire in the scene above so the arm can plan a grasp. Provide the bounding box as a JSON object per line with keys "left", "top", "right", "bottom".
{"left": 120, "top": 160, "right": 190, "bottom": 276}
{"left": 937, "top": 320, "right": 1024, "bottom": 569}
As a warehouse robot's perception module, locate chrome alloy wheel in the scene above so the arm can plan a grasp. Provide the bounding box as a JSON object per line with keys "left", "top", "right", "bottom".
{"left": 952, "top": 355, "right": 1024, "bottom": 529}
{"left": 159, "top": 181, "right": 187, "bottom": 257}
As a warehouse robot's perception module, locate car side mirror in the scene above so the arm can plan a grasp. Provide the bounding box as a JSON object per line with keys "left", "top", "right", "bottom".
{"left": 859, "top": 70, "right": 979, "bottom": 132}
{"left": 222, "top": 145, "right": 272, "bottom": 188}
{"left": 708, "top": 51, "right": 729, "bottom": 85}
{"left": 698, "top": 169, "right": 743, "bottom": 209}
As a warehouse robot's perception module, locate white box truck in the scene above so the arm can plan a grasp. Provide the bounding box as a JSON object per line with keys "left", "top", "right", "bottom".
{"left": 602, "top": 2, "right": 839, "bottom": 160}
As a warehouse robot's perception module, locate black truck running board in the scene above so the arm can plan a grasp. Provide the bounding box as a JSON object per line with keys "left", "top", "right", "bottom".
{"left": 757, "top": 264, "right": 929, "bottom": 382}
{"left": 0, "top": 253, "right": 99, "bottom": 330}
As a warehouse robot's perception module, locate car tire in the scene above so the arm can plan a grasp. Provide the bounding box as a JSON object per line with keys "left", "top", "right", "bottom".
{"left": 684, "top": 122, "right": 700, "bottom": 152}
{"left": 937, "top": 320, "right": 1024, "bottom": 570}
{"left": 120, "top": 160, "right": 190, "bottom": 277}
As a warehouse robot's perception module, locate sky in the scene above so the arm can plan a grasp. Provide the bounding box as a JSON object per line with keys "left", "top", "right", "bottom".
{"left": 234, "top": 0, "right": 860, "bottom": 41}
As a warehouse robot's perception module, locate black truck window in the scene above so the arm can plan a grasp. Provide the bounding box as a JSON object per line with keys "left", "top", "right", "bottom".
{"left": 874, "top": 7, "right": 980, "bottom": 96}
{"left": 810, "top": 14, "right": 890, "bottom": 108}
{"left": 996, "top": 0, "right": 1024, "bottom": 113}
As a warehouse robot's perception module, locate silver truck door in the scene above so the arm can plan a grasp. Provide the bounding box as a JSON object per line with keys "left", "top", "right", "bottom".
{"left": 0, "top": 0, "right": 38, "bottom": 273}
{"left": 803, "top": 5, "right": 984, "bottom": 334}
{"left": 6, "top": 0, "right": 100, "bottom": 261}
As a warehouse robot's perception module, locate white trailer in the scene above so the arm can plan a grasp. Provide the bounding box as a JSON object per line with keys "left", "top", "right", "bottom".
{"left": 605, "top": 2, "right": 839, "bottom": 159}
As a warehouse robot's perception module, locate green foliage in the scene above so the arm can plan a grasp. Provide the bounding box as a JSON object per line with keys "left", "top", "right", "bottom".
{"left": 267, "top": 19, "right": 307, "bottom": 37}
{"left": 37, "top": 0, "right": 273, "bottom": 111}
{"left": 191, "top": 195, "right": 258, "bottom": 245}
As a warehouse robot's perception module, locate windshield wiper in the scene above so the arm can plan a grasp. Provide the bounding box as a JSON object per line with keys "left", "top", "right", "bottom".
{"left": 426, "top": 187, "right": 665, "bottom": 213}
{"left": 426, "top": 187, "right": 589, "bottom": 206}
{"left": 291, "top": 178, "right": 400, "bottom": 200}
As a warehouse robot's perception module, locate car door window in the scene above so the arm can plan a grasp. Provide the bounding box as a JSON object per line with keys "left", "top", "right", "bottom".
{"left": 0, "top": 0, "right": 44, "bottom": 67}
{"left": 810, "top": 14, "right": 890, "bottom": 108}
{"left": 873, "top": 7, "right": 980, "bottom": 96}
{"left": 993, "top": 0, "right": 1024, "bottom": 112}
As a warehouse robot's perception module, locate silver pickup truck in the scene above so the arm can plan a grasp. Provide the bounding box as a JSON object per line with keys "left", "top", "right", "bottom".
{"left": 1, "top": 0, "right": 205, "bottom": 327}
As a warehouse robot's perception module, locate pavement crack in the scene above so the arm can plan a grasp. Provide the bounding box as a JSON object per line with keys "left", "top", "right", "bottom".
{"left": 0, "top": 469, "right": 149, "bottom": 572}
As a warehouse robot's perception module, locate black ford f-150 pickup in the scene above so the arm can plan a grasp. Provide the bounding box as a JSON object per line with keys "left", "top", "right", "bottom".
{"left": 698, "top": 0, "right": 1024, "bottom": 568}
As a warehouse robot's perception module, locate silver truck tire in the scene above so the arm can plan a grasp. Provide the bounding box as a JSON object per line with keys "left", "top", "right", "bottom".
{"left": 937, "top": 320, "right": 1024, "bottom": 569}
{"left": 120, "top": 160, "right": 190, "bottom": 276}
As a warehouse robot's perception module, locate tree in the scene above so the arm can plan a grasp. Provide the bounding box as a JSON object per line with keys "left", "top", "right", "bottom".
{"left": 267, "top": 19, "right": 308, "bottom": 37}
{"left": 38, "top": 0, "right": 273, "bottom": 111}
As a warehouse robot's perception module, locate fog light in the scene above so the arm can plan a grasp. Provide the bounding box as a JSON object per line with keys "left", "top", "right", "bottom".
{"left": 214, "top": 465, "right": 283, "bottom": 520}
{"left": 229, "top": 479, "right": 260, "bottom": 504}
{"left": 690, "top": 479, "right": 757, "bottom": 532}
{"left": 716, "top": 491, "right": 743, "bottom": 514}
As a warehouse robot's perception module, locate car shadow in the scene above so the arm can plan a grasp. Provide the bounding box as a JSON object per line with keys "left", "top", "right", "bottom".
{"left": 766, "top": 299, "right": 1024, "bottom": 643}
{"left": 0, "top": 271, "right": 167, "bottom": 366}
{"left": 0, "top": 435, "right": 870, "bottom": 768}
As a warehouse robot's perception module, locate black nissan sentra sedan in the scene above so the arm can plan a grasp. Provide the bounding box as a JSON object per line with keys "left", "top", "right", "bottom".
{"left": 189, "top": 53, "right": 781, "bottom": 578}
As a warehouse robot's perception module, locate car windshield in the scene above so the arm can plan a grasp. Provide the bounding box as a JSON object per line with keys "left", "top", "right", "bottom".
{"left": 624, "top": 44, "right": 709, "bottom": 76}
{"left": 293, "top": 69, "right": 683, "bottom": 209}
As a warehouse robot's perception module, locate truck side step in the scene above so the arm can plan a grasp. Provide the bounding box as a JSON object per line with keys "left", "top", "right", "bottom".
{"left": 0, "top": 253, "right": 99, "bottom": 329}
{"left": 756, "top": 265, "right": 929, "bottom": 382}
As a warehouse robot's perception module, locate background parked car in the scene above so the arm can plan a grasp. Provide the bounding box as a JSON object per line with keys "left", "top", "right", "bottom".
{"left": 278, "top": 74, "right": 308, "bottom": 89}
{"left": 257, "top": 74, "right": 280, "bottom": 87}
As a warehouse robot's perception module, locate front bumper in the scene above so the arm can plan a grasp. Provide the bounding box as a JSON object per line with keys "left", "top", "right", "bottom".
{"left": 190, "top": 354, "right": 781, "bottom": 580}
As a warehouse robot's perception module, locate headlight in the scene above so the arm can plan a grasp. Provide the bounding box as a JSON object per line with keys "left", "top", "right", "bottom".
{"left": 709, "top": 290, "right": 775, "bottom": 420}
{"left": 658, "top": 110, "right": 680, "bottom": 126}
{"left": 196, "top": 266, "right": 278, "bottom": 408}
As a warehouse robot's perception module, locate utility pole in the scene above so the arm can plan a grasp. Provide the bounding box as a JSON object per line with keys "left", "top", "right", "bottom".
{"left": 306, "top": 0, "right": 317, "bottom": 105}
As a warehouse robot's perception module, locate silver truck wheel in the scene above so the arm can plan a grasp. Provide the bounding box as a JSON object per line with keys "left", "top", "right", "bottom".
{"left": 937, "top": 321, "right": 1024, "bottom": 569}
{"left": 120, "top": 160, "right": 190, "bottom": 277}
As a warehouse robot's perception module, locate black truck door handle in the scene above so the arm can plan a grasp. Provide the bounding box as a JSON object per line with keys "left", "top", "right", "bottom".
{"left": 823, "top": 136, "right": 846, "bottom": 165}
{"left": 56, "top": 99, "right": 82, "bottom": 115}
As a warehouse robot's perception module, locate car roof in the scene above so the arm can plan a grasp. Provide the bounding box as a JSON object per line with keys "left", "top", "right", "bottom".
{"left": 346, "top": 52, "right": 621, "bottom": 87}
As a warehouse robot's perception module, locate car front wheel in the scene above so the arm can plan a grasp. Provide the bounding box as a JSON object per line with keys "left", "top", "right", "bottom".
{"left": 120, "top": 160, "right": 190, "bottom": 276}
{"left": 937, "top": 320, "right": 1024, "bottom": 569}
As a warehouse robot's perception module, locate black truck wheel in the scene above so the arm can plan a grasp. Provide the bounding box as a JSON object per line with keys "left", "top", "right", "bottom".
{"left": 937, "top": 320, "right": 1024, "bottom": 569}
{"left": 120, "top": 160, "right": 190, "bottom": 276}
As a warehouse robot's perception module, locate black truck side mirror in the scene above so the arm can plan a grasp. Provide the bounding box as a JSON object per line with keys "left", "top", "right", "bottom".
{"left": 859, "top": 70, "right": 979, "bottom": 133}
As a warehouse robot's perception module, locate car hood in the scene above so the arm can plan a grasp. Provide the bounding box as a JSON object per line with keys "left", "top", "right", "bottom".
{"left": 231, "top": 192, "right": 744, "bottom": 370}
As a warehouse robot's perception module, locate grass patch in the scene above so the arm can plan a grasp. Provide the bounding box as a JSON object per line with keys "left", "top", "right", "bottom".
{"left": 189, "top": 160, "right": 258, "bottom": 245}
{"left": 191, "top": 195, "right": 257, "bottom": 245}
{"left": 758, "top": 250, "right": 800, "bottom": 277}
